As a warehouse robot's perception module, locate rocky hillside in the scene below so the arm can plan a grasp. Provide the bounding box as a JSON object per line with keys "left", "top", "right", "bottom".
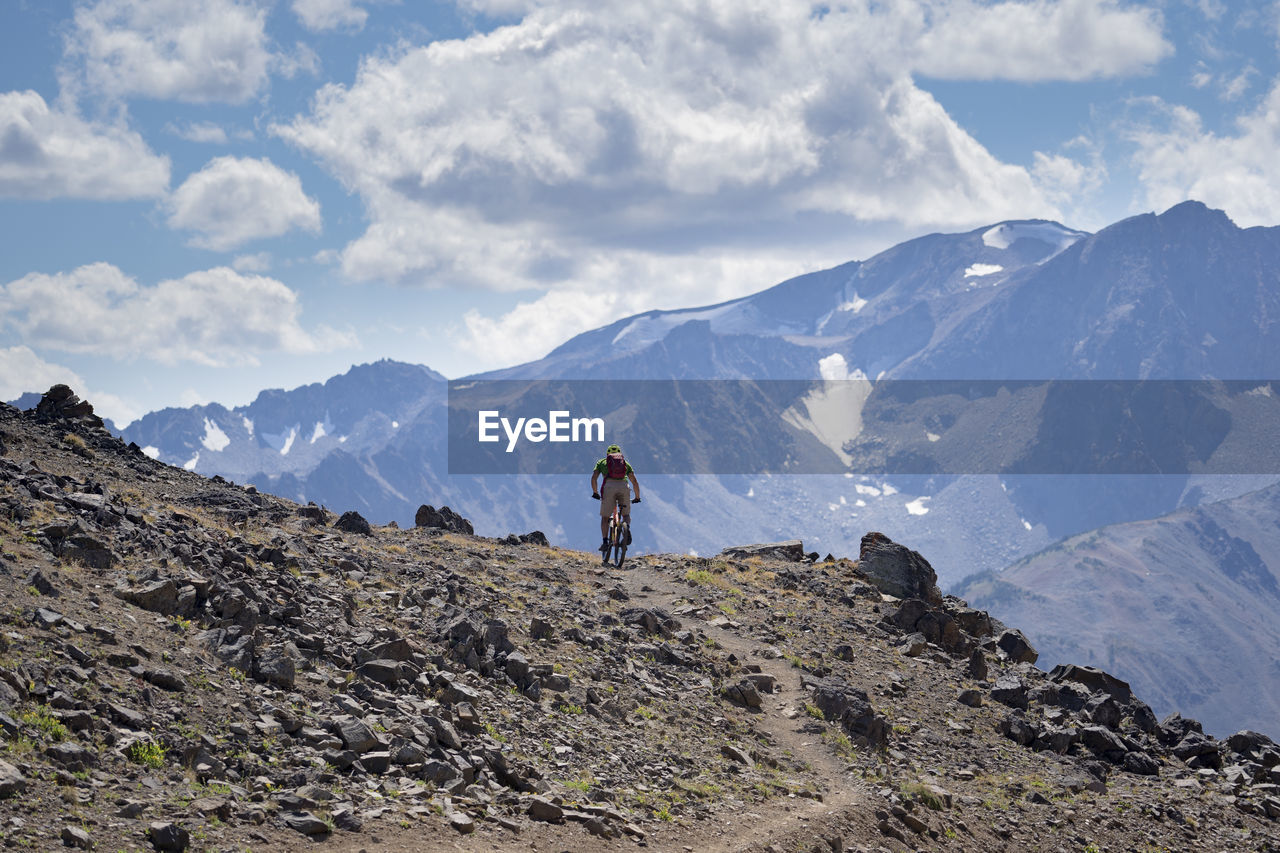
{"left": 1, "top": 390, "right": 1278, "bottom": 852}
{"left": 956, "top": 482, "right": 1280, "bottom": 738}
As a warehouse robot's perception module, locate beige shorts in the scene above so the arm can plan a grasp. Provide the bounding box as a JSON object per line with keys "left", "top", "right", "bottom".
{"left": 600, "top": 478, "right": 631, "bottom": 517}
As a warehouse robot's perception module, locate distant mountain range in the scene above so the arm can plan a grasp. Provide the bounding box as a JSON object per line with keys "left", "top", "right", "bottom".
{"left": 87, "top": 201, "right": 1272, "bottom": 567}
{"left": 955, "top": 481, "right": 1280, "bottom": 736}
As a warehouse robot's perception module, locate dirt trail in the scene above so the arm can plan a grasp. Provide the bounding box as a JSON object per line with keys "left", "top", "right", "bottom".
{"left": 601, "top": 559, "right": 877, "bottom": 852}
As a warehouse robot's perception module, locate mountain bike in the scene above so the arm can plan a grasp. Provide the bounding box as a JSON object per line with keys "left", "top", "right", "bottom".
{"left": 596, "top": 495, "right": 639, "bottom": 568}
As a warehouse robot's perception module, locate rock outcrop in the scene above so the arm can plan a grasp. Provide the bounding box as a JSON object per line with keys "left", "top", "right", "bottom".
{"left": 414, "top": 504, "right": 474, "bottom": 535}
{"left": 857, "top": 531, "right": 943, "bottom": 604}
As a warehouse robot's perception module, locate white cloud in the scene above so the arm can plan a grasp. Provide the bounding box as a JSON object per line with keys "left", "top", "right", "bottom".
{"left": 914, "top": 0, "right": 1172, "bottom": 81}
{"left": 1129, "top": 85, "right": 1280, "bottom": 227}
{"left": 1031, "top": 147, "right": 1106, "bottom": 214}
{"left": 66, "top": 0, "right": 273, "bottom": 103}
{"left": 167, "top": 156, "right": 321, "bottom": 250}
{"left": 457, "top": 250, "right": 817, "bottom": 367}
{"left": 1222, "top": 64, "right": 1258, "bottom": 101}
{"left": 273, "top": 0, "right": 1172, "bottom": 362}
{"left": 0, "top": 90, "right": 169, "bottom": 199}
{"left": 0, "top": 345, "right": 141, "bottom": 425}
{"left": 278, "top": 0, "right": 1126, "bottom": 291}
{"left": 1195, "top": 0, "right": 1226, "bottom": 20}
{"left": 166, "top": 121, "right": 229, "bottom": 144}
{"left": 293, "top": 0, "right": 368, "bottom": 32}
{"left": 0, "top": 263, "right": 356, "bottom": 367}
{"left": 232, "top": 251, "right": 273, "bottom": 272}
{"left": 275, "top": 42, "right": 322, "bottom": 79}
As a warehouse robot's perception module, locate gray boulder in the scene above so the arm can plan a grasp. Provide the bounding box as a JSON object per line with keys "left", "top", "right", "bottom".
{"left": 857, "top": 532, "right": 942, "bottom": 604}
{"left": 718, "top": 540, "right": 805, "bottom": 562}
{"left": 334, "top": 511, "right": 373, "bottom": 535}
{"left": 996, "top": 629, "right": 1038, "bottom": 665}
{"left": 333, "top": 717, "right": 379, "bottom": 754}
{"left": 0, "top": 760, "right": 26, "bottom": 798}
{"left": 147, "top": 821, "right": 189, "bottom": 851}
{"left": 414, "top": 504, "right": 473, "bottom": 535}
{"left": 990, "top": 675, "right": 1029, "bottom": 710}
{"left": 1048, "top": 664, "right": 1132, "bottom": 704}
{"left": 722, "top": 679, "right": 763, "bottom": 708}
{"left": 255, "top": 645, "right": 296, "bottom": 690}
{"left": 811, "top": 677, "right": 888, "bottom": 749}
{"left": 114, "top": 579, "right": 177, "bottom": 614}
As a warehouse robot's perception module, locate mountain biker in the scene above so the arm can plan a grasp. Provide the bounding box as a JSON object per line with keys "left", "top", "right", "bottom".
{"left": 591, "top": 443, "right": 640, "bottom": 549}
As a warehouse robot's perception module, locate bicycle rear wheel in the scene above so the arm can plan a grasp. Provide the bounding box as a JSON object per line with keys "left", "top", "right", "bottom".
{"left": 612, "top": 522, "right": 629, "bottom": 568}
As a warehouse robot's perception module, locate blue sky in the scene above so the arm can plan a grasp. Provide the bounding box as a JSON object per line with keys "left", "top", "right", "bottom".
{"left": 2, "top": 0, "right": 1279, "bottom": 425}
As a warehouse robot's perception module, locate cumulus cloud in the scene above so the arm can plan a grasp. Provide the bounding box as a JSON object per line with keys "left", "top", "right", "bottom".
{"left": 1129, "top": 85, "right": 1280, "bottom": 227}
{"left": 278, "top": 1, "right": 1123, "bottom": 286}
{"left": 274, "top": 0, "right": 1172, "bottom": 361}
{"left": 0, "top": 263, "right": 355, "bottom": 367}
{"left": 232, "top": 251, "right": 272, "bottom": 272}
{"left": 65, "top": 0, "right": 273, "bottom": 103}
{"left": 458, "top": 250, "right": 821, "bottom": 366}
{"left": 293, "top": 0, "right": 368, "bottom": 32}
{"left": 914, "top": 0, "right": 1172, "bottom": 81}
{"left": 166, "top": 120, "right": 229, "bottom": 144}
{"left": 0, "top": 346, "right": 141, "bottom": 426}
{"left": 167, "top": 156, "right": 321, "bottom": 251}
{"left": 0, "top": 90, "right": 169, "bottom": 199}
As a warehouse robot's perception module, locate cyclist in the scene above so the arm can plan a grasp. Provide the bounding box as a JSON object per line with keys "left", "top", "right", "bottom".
{"left": 591, "top": 443, "right": 641, "bottom": 550}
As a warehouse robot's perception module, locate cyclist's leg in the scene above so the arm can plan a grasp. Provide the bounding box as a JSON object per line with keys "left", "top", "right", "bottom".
{"left": 599, "top": 483, "right": 618, "bottom": 544}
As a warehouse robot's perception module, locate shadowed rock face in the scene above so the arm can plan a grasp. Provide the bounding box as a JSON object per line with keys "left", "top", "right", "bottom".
{"left": 858, "top": 531, "right": 942, "bottom": 605}
{"left": 415, "top": 503, "right": 474, "bottom": 535}
{"left": 34, "top": 385, "right": 104, "bottom": 430}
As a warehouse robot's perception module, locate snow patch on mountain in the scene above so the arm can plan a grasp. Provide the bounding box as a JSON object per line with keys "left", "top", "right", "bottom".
{"left": 964, "top": 263, "right": 1004, "bottom": 278}
{"left": 242, "top": 416, "right": 254, "bottom": 437}
{"left": 982, "top": 222, "right": 1085, "bottom": 257}
{"left": 310, "top": 413, "right": 334, "bottom": 444}
{"left": 280, "top": 428, "right": 297, "bottom": 456}
{"left": 838, "top": 293, "right": 868, "bottom": 313}
{"left": 781, "top": 354, "right": 873, "bottom": 466}
{"left": 201, "top": 418, "right": 230, "bottom": 452}
{"left": 905, "top": 496, "right": 931, "bottom": 515}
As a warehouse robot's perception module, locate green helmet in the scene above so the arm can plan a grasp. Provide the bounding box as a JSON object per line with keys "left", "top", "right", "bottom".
{"left": 606, "top": 444, "right": 621, "bottom": 453}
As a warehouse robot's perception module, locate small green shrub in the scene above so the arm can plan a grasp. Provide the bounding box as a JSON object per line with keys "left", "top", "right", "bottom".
{"left": 127, "top": 741, "right": 166, "bottom": 768}
{"left": 20, "top": 706, "right": 69, "bottom": 742}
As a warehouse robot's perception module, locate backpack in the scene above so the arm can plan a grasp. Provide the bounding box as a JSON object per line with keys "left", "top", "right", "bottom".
{"left": 605, "top": 451, "right": 627, "bottom": 480}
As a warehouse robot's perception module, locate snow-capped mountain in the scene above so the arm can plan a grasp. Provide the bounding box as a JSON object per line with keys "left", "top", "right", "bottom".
{"left": 82, "top": 201, "right": 1279, "bottom": 584}
{"left": 486, "top": 217, "right": 1086, "bottom": 381}
{"left": 120, "top": 360, "right": 445, "bottom": 483}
